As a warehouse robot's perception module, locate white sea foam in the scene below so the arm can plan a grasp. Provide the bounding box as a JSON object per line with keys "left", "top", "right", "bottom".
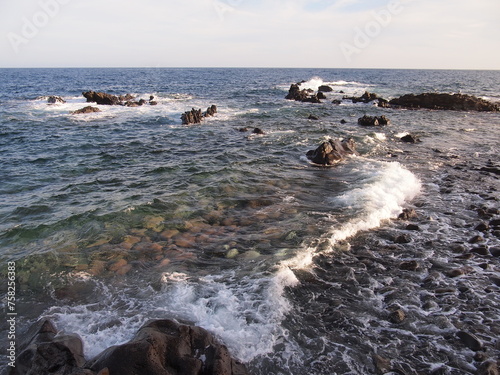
{"left": 281, "top": 160, "right": 421, "bottom": 270}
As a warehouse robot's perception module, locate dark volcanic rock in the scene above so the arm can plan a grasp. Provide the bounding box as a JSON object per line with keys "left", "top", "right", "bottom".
{"left": 83, "top": 91, "right": 120, "bottom": 105}
{"left": 285, "top": 83, "right": 322, "bottom": 103}
{"left": 86, "top": 319, "right": 249, "bottom": 375}
{"left": 400, "top": 134, "right": 421, "bottom": 143}
{"left": 358, "top": 115, "right": 391, "bottom": 126}
{"left": 389, "top": 93, "right": 499, "bottom": 111}
{"left": 343, "top": 91, "right": 389, "bottom": 107}
{"left": 71, "top": 106, "right": 101, "bottom": 115}
{"left": 47, "top": 95, "right": 66, "bottom": 104}
{"left": 181, "top": 105, "right": 217, "bottom": 125}
{"left": 318, "top": 85, "right": 333, "bottom": 92}
{"left": 306, "top": 138, "right": 358, "bottom": 165}
{"left": 10, "top": 319, "right": 87, "bottom": 375}
{"left": 308, "top": 114, "right": 320, "bottom": 120}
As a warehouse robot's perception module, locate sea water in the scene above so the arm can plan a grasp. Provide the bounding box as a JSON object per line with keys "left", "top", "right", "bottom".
{"left": 1, "top": 68, "right": 499, "bottom": 374}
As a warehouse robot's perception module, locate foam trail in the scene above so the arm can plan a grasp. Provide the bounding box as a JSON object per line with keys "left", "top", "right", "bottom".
{"left": 282, "top": 160, "right": 421, "bottom": 270}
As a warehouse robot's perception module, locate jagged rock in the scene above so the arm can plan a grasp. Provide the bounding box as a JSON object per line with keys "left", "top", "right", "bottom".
{"left": 389, "top": 93, "right": 499, "bottom": 111}
{"left": 317, "top": 91, "right": 327, "bottom": 100}
{"left": 86, "top": 319, "right": 249, "bottom": 375}
{"left": 71, "top": 106, "right": 101, "bottom": 115}
{"left": 181, "top": 105, "right": 217, "bottom": 125}
{"left": 343, "top": 91, "right": 389, "bottom": 107}
{"left": 318, "top": 85, "right": 333, "bottom": 92}
{"left": 9, "top": 319, "right": 88, "bottom": 375}
{"left": 119, "top": 94, "right": 135, "bottom": 102}
{"left": 205, "top": 104, "right": 218, "bottom": 117}
{"left": 285, "top": 83, "right": 322, "bottom": 103}
{"left": 47, "top": 95, "right": 66, "bottom": 104}
{"left": 306, "top": 138, "right": 358, "bottom": 165}
{"left": 358, "top": 115, "right": 391, "bottom": 126}
{"left": 82, "top": 91, "right": 120, "bottom": 105}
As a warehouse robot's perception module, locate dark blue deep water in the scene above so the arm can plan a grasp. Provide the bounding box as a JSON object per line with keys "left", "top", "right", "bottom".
{"left": 1, "top": 68, "right": 500, "bottom": 374}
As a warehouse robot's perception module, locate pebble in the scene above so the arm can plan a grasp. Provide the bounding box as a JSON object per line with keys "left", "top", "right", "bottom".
{"left": 399, "top": 260, "right": 419, "bottom": 271}
{"left": 389, "top": 309, "right": 406, "bottom": 324}
{"left": 469, "top": 235, "right": 485, "bottom": 244}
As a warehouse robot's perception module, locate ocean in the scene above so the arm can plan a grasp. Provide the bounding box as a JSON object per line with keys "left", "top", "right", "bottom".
{"left": 1, "top": 68, "right": 499, "bottom": 374}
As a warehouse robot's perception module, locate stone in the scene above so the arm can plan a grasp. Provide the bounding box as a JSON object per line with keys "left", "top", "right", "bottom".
{"left": 398, "top": 208, "right": 417, "bottom": 220}
{"left": 476, "top": 360, "right": 500, "bottom": 375}
{"left": 340, "top": 119, "right": 347, "bottom": 124}
{"left": 399, "top": 260, "right": 419, "bottom": 271}
{"left": 181, "top": 105, "right": 217, "bottom": 125}
{"left": 318, "top": 85, "right": 333, "bottom": 92}
{"left": 400, "top": 134, "right": 421, "bottom": 143}
{"left": 389, "top": 309, "right": 406, "bottom": 323}
{"left": 394, "top": 234, "right": 412, "bottom": 243}
{"left": 475, "top": 222, "right": 490, "bottom": 232}
{"left": 469, "top": 235, "right": 485, "bottom": 244}
{"left": 389, "top": 93, "right": 499, "bottom": 111}
{"left": 308, "top": 114, "right": 320, "bottom": 120}
{"left": 86, "top": 319, "right": 249, "bottom": 375}
{"left": 11, "top": 319, "right": 86, "bottom": 375}
{"left": 456, "top": 331, "right": 483, "bottom": 351}
{"left": 406, "top": 224, "right": 420, "bottom": 231}
{"left": 71, "top": 106, "right": 101, "bottom": 115}
{"left": 372, "top": 354, "right": 392, "bottom": 375}
{"left": 357, "top": 115, "right": 390, "bottom": 126}
{"left": 47, "top": 95, "right": 66, "bottom": 104}
{"left": 252, "top": 127, "right": 265, "bottom": 135}
{"left": 306, "top": 138, "right": 359, "bottom": 165}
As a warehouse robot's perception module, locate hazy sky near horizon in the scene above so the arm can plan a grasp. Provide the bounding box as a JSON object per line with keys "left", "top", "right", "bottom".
{"left": 1, "top": 0, "right": 499, "bottom": 69}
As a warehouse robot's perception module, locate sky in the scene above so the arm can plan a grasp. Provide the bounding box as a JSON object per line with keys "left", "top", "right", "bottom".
{"left": 1, "top": 0, "right": 499, "bottom": 69}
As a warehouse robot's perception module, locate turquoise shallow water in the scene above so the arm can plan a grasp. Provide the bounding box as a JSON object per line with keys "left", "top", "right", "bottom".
{"left": 1, "top": 68, "right": 500, "bottom": 374}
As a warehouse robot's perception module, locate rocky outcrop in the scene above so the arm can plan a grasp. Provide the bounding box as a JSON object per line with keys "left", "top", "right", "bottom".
{"left": 306, "top": 138, "right": 358, "bottom": 165}
{"left": 357, "top": 115, "right": 391, "bottom": 126}
{"left": 9, "top": 319, "right": 89, "bottom": 375}
{"left": 181, "top": 105, "right": 218, "bottom": 125}
{"left": 82, "top": 91, "right": 121, "bottom": 105}
{"left": 47, "top": 95, "right": 66, "bottom": 104}
{"left": 285, "top": 84, "right": 322, "bottom": 103}
{"left": 389, "top": 93, "right": 500, "bottom": 111}
{"left": 71, "top": 106, "right": 101, "bottom": 115}
{"left": 343, "top": 91, "right": 389, "bottom": 107}
{"left": 11, "top": 319, "right": 249, "bottom": 375}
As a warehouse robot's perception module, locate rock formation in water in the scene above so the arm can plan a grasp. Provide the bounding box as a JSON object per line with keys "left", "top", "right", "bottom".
{"left": 306, "top": 138, "right": 358, "bottom": 165}
{"left": 10, "top": 318, "right": 249, "bottom": 375}
{"left": 389, "top": 93, "right": 499, "bottom": 111}
{"left": 285, "top": 83, "right": 322, "bottom": 103}
{"left": 357, "top": 115, "right": 391, "bottom": 126}
{"left": 71, "top": 106, "right": 101, "bottom": 115}
{"left": 181, "top": 105, "right": 218, "bottom": 125}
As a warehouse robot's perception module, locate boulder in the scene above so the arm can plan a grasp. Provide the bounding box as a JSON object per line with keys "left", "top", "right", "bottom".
{"left": 343, "top": 91, "right": 389, "bottom": 107}
{"left": 358, "top": 115, "right": 391, "bottom": 126}
{"left": 456, "top": 331, "right": 483, "bottom": 351}
{"left": 205, "top": 104, "right": 218, "bottom": 117}
{"left": 71, "top": 106, "right": 101, "bottom": 115}
{"left": 47, "top": 95, "right": 66, "bottom": 104}
{"left": 9, "top": 319, "right": 88, "bottom": 375}
{"left": 306, "top": 138, "right": 358, "bottom": 165}
{"left": 86, "top": 319, "right": 249, "bottom": 375}
{"left": 400, "top": 134, "right": 421, "bottom": 143}
{"left": 308, "top": 114, "right": 320, "bottom": 120}
{"left": 318, "top": 85, "right": 333, "bottom": 92}
{"left": 82, "top": 91, "right": 120, "bottom": 105}
{"left": 389, "top": 93, "right": 499, "bottom": 111}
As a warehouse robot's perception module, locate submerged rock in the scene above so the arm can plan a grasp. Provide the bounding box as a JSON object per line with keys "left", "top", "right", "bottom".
{"left": 400, "top": 134, "right": 421, "bottom": 143}
{"left": 344, "top": 91, "right": 389, "bottom": 107}
{"left": 71, "top": 106, "right": 101, "bottom": 115}
{"left": 318, "top": 85, "right": 333, "bottom": 92}
{"left": 306, "top": 138, "right": 358, "bottom": 165}
{"left": 389, "top": 93, "right": 499, "bottom": 111}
